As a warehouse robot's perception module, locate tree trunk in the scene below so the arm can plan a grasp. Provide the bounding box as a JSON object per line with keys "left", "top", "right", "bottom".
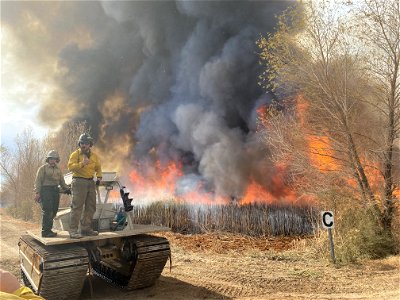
{"left": 344, "top": 125, "right": 383, "bottom": 224}
{"left": 382, "top": 95, "right": 396, "bottom": 231}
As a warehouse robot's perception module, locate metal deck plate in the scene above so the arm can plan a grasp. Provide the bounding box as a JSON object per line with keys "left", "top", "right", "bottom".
{"left": 27, "top": 224, "right": 170, "bottom": 245}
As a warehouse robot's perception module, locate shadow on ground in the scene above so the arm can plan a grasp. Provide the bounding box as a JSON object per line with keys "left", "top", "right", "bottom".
{"left": 80, "top": 275, "right": 230, "bottom": 300}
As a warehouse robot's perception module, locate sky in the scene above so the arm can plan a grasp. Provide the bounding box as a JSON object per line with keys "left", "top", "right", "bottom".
{"left": 1, "top": 20, "right": 50, "bottom": 148}
{"left": 1, "top": 1, "right": 95, "bottom": 149}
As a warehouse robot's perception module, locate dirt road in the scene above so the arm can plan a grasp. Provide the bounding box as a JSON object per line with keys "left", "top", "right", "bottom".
{"left": 1, "top": 212, "right": 399, "bottom": 299}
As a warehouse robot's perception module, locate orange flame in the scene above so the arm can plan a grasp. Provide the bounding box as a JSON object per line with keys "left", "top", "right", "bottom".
{"left": 295, "top": 95, "right": 339, "bottom": 173}
{"left": 123, "top": 94, "right": 351, "bottom": 206}
{"left": 393, "top": 188, "right": 400, "bottom": 199}
{"left": 126, "top": 157, "right": 303, "bottom": 206}
{"left": 255, "top": 103, "right": 269, "bottom": 132}
{"left": 347, "top": 163, "right": 386, "bottom": 196}
{"left": 106, "top": 189, "right": 121, "bottom": 203}
{"left": 240, "top": 163, "right": 297, "bottom": 205}
{"left": 307, "top": 135, "right": 339, "bottom": 172}
{"left": 128, "top": 160, "right": 229, "bottom": 204}
{"left": 129, "top": 160, "right": 183, "bottom": 200}
{"left": 296, "top": 94, "right": 395, "bottom": 200}
{"left": 296, "top": 95, "right": 309, "bottom": 126}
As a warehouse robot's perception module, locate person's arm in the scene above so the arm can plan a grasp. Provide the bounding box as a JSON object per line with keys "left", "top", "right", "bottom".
{"left": 95, "top": 153, "right": 102, "bottom": 179}
{"left": 67, "top": 150, "right": 84, "bottom": 172}
{"left": 33, "top": 166, "right": 44, "bottom": 194}
{"left": 59, "top": 168, "right": 70, "bottom": 191}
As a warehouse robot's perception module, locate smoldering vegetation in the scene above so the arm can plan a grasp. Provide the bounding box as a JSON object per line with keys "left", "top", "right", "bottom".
{"left": 129, "top": 202, "right": 317, "bottom": 236}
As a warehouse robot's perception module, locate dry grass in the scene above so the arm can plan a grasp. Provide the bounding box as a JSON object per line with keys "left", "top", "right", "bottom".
{"left": 131, "top": 201, "right": 317, "bottom": 236}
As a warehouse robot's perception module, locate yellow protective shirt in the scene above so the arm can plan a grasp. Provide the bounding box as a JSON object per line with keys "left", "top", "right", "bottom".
{"left": 67, "top": 149, "right": 102, "bottom": 179}
{"left": 0, "top": 286, "right": 44, "bottom": 300}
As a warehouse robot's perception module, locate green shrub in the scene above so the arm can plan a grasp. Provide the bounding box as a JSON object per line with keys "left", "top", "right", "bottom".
{"left": 335, "top": 208, "right": 397, "bottom": 263}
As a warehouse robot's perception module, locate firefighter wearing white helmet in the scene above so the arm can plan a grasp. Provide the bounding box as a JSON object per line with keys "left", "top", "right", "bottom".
{"left": 34, "top": 150, "right": 70, "bottom": 238}
{"left": 67, "top": 133, "right": 102, "bottom": 239}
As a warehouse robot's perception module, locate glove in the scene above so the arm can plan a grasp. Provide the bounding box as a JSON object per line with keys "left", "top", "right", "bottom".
{"left": 34, "top": 193, "right": 41, "bottom": 203}
{"left": 96, "top": 178, "right": 102, "bottom": 186}
{"left": 65, "top": 188, "right": 72, "bottom": 195}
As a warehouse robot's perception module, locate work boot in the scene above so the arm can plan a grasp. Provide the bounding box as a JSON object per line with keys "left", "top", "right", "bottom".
{"left": 81, "top": 230, "right": 99, "bottom": 236}
{"left": 42, "top": 231, "right": 57, "bottom": 238}
{"left": 69, "top": 232, "right": 82, "bottom": 239}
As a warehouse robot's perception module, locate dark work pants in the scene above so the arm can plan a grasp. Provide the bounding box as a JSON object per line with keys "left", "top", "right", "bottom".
{"left": 40, "top": 186, "right": 60, "bottom": 234}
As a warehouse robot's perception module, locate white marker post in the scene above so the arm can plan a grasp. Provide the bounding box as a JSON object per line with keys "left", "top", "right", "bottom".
{"left": 321, "top": 211, "right": 336, "bottom": 264}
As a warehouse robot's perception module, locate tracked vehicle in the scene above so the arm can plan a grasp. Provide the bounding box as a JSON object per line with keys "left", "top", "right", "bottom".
{"left": 19, "top": 172, "right": 171, "bottom": 300}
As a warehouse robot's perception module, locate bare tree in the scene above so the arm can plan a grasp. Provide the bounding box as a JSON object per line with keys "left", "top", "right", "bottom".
{"left": 0, "top": 128, "right": 44, "bottom": 219}
{"left": 0, "top": 146, "right": 18, "bottom": 207}
{"left": 44, "top": 121, "right": 90, "bottom": 170}
{"left": 0, "top": 122, "right": 90, "bottom": 218}
{"left": 257, "top": 0, "right": 399, "bottom": 232}
{"left": 355, "top": 0, "right": 400, "bottom": 230}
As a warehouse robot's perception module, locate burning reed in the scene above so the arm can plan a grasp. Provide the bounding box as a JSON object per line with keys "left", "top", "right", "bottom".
{"left": 129, "top": 202, "right": 317, "bottom": 237}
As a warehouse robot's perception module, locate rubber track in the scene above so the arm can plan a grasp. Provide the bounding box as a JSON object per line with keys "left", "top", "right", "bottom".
{"left": 19, "top": 235, "right": 89, "bottom": 300}
{"left": 91, "top": 234, "right": 170, "bottom": 290}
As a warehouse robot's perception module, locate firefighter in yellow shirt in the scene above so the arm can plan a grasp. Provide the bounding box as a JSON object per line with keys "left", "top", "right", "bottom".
{"left": 0, "top": 269, "right": 44, "bottom": 300}
{"left": 67, "top": 133, "right": 102, "bottom": 239}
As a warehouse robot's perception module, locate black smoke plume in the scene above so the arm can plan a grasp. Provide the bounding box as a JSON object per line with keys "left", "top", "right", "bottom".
{"left": 2, "top": 1, "right": 295, "bottom": 199}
